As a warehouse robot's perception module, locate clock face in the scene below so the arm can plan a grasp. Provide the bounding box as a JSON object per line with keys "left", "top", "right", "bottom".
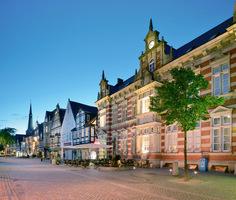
{"left": 149, "top": 40, "right": 155, "bottom": 49}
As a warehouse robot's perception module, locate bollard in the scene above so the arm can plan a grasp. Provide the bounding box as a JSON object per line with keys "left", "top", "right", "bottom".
{"left": 172, "top": 162, "right": 179, "bottom": 176}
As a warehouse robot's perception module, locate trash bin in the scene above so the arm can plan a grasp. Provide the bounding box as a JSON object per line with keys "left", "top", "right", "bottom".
{"left": 199, "top": 158, "right": 208, "bottom": 172}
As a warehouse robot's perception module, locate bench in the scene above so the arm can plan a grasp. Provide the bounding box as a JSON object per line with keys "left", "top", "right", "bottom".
{"left": 188, "top": 164, "right": 198, "bottom": 170}
{"left": 164, "top": 163, "right": 173, "bottom": 168}
{"left": 212, "top": 165, "right": 228, "bottom": 173}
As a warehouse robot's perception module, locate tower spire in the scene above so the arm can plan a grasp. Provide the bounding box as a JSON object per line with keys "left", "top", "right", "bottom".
{"left": 29, "top": 103, "right": 32, "bottom": 115}
{"left": 102, "top": 70, "right": 106, "bottom": 80}
{"left": 26, "top": 103, "right": 34, "bottom": 136}
{"left": 149, "top": 18, "right": 153, "bottom": 31}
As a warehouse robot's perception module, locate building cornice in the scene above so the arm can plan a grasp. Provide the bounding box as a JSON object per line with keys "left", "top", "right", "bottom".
{"left": 135, "top": 81, "right": 162, "bottom": 94}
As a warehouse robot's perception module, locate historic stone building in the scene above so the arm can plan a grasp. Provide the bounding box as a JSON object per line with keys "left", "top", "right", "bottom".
{"left": 96, "top": 9, "right": 236, "bottom": 170}
{"left": 23, "top": 104, "right": 44, "bottom": 157}
{"left": 43, "top": 104, "right": 65, "bottom": 158}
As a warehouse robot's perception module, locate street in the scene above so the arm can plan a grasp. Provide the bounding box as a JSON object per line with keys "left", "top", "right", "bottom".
{"left": 0, "top": 158, "right": 235, "bottom": 200}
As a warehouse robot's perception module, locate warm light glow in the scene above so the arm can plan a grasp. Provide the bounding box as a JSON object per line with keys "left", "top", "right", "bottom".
{"left": 90, "top": 151, "right": 97, "bottom": 160}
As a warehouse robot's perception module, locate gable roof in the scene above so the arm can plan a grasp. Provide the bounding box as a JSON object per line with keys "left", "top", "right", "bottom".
{"left": 69, "top": 100, "right": 98, "bottom": 119}
{"left": 59, "top": 109, "right": 66, "bottom": 124}
{"left": 45, "top": 111, "right": 53, "bottom": 121}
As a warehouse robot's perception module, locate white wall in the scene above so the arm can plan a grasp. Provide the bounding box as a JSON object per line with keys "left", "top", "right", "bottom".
{"left": 61, "top": 101, "right": 76, "bottom": 147}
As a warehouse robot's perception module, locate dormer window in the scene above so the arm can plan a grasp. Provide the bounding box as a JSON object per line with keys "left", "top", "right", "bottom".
{"left": 149, "top": 59, "right": 155, "bottom": 72}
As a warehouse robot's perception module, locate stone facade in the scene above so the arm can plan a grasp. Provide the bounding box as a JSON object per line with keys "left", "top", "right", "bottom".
{"left": 43, "top": 104, "right": 65, "bottom": 158}
{"left": 96, "top": 14, "right": 236, "bottom": 170}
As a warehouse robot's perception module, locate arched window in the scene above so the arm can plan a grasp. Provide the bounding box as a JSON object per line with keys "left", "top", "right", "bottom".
{"left": 149, "top": 59, "right": 155, "bottom": 72}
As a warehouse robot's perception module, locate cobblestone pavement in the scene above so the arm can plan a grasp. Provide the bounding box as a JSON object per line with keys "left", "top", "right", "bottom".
{"left": 0, "top": 158, "right": 236, "bottom": 200}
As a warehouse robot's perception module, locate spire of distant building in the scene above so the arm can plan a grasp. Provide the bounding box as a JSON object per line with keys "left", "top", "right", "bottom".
{"left": 102, "top": 70, "right": 106, "bottom": 80}
{"left": 26, "top": 103, "right": 34, "bottom": 136}
{"left": 149, "top": 18, "right": 153, "bottom": 31}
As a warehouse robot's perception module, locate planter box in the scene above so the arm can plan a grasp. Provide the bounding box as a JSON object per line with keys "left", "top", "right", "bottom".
{"left": 97, "top": 167, "right": 130, "bottom": 172}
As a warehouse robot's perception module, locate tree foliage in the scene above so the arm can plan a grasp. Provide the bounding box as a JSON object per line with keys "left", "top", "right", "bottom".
{"left": 0, "top": 127, "right": 16, "bottom": 147}
{"left": 150, "top": 67, "right": 224, "bottom": 132}
{"left": 0, "top": 144, "right": 4, "bottom": 151}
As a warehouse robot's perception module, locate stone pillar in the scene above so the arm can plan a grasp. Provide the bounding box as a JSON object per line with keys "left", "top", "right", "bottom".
{"left": 172, "top": 162, "right": 179, "bottom": 176}
{"left": 160, "top": 161, "right": 164, "bottom": 168}
{"left": 60, "top": 147, "right": 64, "bottom": 160}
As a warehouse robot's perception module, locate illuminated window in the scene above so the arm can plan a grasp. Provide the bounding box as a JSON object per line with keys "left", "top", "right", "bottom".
{"left": 142, "top": 135, "right": 149, "bottom": 153}
{"left": 187, "top": 122, "right": 201, "bottom": 152}
{"left": 99, "top": 109, "right": 106, "bottom": 127}
{"left": 165, "top": 125, "right": 177, "bottom": 152}
{"left": 138, "top": 96, "right": 150, "bottom": 114}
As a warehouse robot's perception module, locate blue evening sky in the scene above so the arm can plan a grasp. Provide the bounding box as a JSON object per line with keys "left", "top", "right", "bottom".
{"left": 0, "top": 0, "right": 234, "bottom": 134}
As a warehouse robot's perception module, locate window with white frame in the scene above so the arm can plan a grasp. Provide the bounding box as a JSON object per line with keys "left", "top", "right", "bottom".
{"left": 120, "top": 130, "right": 128, "bottom": 156}
{"left": 112, "top": 104, "right": 118, "bottom": 124}
{"left": 120, "top": 138, "right": 127, "bottom": 155}
{"left": 137, "top": 90, "right": 154, "bottom": 114}
{"left": 131, "top": 136, "right": 136, "bottom": 154}
{"left": 121, "top": 100, "right": 127, "bottom": 122}
{"left": 165, "top": 124, "right": 178, "bottom": 152}
{"left": 149, "top": 59, "right": 155, "bottom": 72}
{"left": 212, "top": 64, "right": 230, "bottom": 96}
{"left": 138, "top": 96, "right": 150, "bottom": 114}
{"left": 142, "top": 135, "right": 149, "bottom": 153}
{"left": 99, "top": 109, "right": 106, "bottom": 128}
{"left": 187, "top": 122, "right": 201, "bottom": 152}
{"left": 212, "top": 115, "right": 231, "bottom": 151}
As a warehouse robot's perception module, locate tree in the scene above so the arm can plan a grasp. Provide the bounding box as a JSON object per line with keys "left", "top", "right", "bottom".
{"left": 150, "top": 67, "right": 224, "bottom": 180}
{"left": 0, "top": 128, "right": 16, "bottom": 151}
{"left": 0, "top": 144, "right": 4, "bottom": 152}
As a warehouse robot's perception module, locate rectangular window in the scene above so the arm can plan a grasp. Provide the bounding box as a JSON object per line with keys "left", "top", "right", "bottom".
{"left": 187, "top": 130, "right": 201, "bottom": 152}
{"left": 212, "top": 64, "right": 229, "bottom": 96}
{"left": 213, "top": 117, "right": 220, "bottom": 126}
{"left": 138, "top": 96, "right": 150, "bottom": 114}
{"left": 142, "top": 135, "right": 149, "bottom": 153}
{"left": 100, "top": 115, "right": 106, "bottom": 127}
{"left": 131, "top": 137, "right": 136, "bottom": 154}
{"left": 223, "top": 127, "right": 230, "bottom": 151}
{"left": 223, "top": 116, "right": 230, "bottom": 125}
{"left": 213, "top": 129, "right": 220, "bottom": 151}
{"left": 120, "top": 139, "right": 127, "bottom": 155}
{"left": 212, "top": 115, "right": 231, "bottom": 152}
{"left": 165, "top": 125, "right": 177, "bottom": 152}
{"left": 99, "top": 108, "right": 106, "bottom": 128}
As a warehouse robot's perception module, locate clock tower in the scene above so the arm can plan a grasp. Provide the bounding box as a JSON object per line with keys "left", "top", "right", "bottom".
{"left": 136, "top": 19, "right": 174, "bottom": 85}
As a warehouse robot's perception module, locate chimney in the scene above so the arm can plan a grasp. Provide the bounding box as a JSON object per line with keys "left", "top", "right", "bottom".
{"left": 117, "top": 78, "right": 123, "bottom": 85}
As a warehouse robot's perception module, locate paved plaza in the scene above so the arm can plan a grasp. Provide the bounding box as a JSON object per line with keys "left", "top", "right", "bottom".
{"left": 0, "top": 158, "right": 235, "bottom": 200}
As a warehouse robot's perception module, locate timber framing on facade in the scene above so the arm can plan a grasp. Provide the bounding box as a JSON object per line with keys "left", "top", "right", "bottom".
{"left": 96, "top": 7, "right": 236, "bottom": 170}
